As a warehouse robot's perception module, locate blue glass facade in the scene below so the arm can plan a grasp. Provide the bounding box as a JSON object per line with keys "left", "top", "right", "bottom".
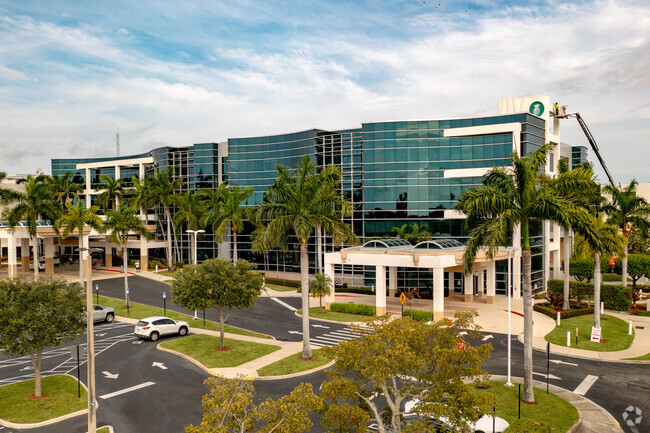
{"left": 51, "top": 112, "right": 548, "bottom": 292}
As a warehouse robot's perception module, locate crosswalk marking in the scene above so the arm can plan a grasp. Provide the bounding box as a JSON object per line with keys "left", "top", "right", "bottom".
{"left": 310, "top": 326, "right": 370, "bottom": 347}
{"left": 573, "top": 375, "right": 598, "bottom": 395}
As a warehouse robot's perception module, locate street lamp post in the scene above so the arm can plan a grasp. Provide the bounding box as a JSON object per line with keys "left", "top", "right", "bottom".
{"left": 186, "top": 230, "right": 205, "bottom": 320}
{"left": 506, "top": 247, "right": 514, "bottom": 387}
{"left": 78, "top": 247, "right": 102, "bottom": 433}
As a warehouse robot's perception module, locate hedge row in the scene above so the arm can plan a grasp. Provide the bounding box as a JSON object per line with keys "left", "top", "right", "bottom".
{"left": 330, "top": 303, "right": 376, "bottom": 316}
{"left": 401, "top": 309, "right": 433, "bottom": 322}
{"left": 546, "top": 279, "right": 632, "bottom": 311}
{"left": 635, "top": 310, "right": 650, "bottom": 316}
{"left": 534, "top": 303, "right": 594, "bottom": 319}
{"left": 264, "top": 277, "right": 301, "bottom": 288}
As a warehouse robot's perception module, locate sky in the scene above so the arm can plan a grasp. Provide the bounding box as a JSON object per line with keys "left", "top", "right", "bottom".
{"left": 0, "top": 0, "right": 649, "bottom": 184}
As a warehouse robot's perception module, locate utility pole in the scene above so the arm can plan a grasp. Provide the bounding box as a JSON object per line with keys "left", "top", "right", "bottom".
{"left": 85, "top": 252, "right": 98, "bottom": 432}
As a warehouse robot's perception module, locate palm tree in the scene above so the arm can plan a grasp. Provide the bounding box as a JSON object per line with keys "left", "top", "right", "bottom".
{"left": 148, "top": 169, "right": 182, "bottom": 271}
{"left": 602, "top": 180, "right": 650, "bottom": 287}
{"left": 199, "top": 184, "right": 227, "bottom": 258}
{"left": 250, "top": 155, "right": 359, "bottom": 359}
{"left": 103, "top": 204, "right": 150, "bottom": 307}
{"left": 96, "top": 174, "right": 125, "bottom": 212}
{"left": 391, "top": 224, "right": 410, "bottom": 241}
{"left": 454, "top": 144, "right": 596, "bottom": 403}
{"left": 127, "top": 175, "right": 155, "bottom": 224}
{"left": 55, "top": 202, "right": 103, "bottom": 285}
{"left": 309, "top": 273, "right": 332, "bottom": 311}
{"left": 47, "top": 172, "right": 83, "bottom": 209}
{"left": 172, "top": 191, "right": 205, "bottom": 263}
{"left": 202, "top": 184, "right": 253, "bottom": 262}
{"left": 408, "top": 223, "right": 431, "bottom": 244}
{"left": 4, "top": 175, "right": 59, "bottom": 278}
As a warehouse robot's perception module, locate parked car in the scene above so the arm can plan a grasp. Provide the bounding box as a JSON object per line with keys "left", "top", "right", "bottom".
{"left": 134, "top": 316, "right": 189, "bottom": 341}
{"left": 403, "top": 399, "right": 510, "bottom": 433}
{"left": 93, "top": 304, "right": 115, "bottom": 323}
{"left": 28, "top": 257, "right": 60, "bottom": 270}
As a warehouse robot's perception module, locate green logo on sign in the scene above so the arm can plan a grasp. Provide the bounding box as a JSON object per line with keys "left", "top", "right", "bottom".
{"left": 529, "top": 101, "right": 545, "bottom": 117}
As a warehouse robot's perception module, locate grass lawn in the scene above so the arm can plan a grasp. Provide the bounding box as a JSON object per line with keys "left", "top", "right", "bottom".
{"left": 98, "top": 428, "right": 110, "bottom": 433}
{"left": 626, "top": 353, "right": 650, "bottom": 360}
{"left": 0, "top": 375, "right": 86, "bottom": 424}
{"left": 297, "top": 307, "right": 370, "bottom": 322}
{"left": 157, "top": 270, "right": 180, "bottom": 278}
{"left": 545, "top": 314, "right": 633, "bottom": 351}
{"left": 97, "top": 295, "right": 272, "bottom": 339}
{"left": 264, "top": 283, "right": 297, "bottom": 292}
{"left": 160, "top": 334, "right": 280, "bottom": 368}
{"left": 602, "top": 273, "right": 622, "bottom": 282}
{"left": 474, "top": 382, "right": 578, "bottom": 432}
{"left": 257, "top": 349, "right": 332, "bottom": 376}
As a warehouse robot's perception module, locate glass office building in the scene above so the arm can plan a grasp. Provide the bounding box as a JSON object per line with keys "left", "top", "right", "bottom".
{"left": 52, "top": 96, "right": 575, "bottom": 296}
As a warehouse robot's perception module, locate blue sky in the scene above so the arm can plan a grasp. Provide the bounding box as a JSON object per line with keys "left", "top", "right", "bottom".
{"left": 1, "top": 0, "right": 649, "bottom": 183}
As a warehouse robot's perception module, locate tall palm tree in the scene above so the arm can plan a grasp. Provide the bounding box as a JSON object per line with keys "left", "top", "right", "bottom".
{"left": 96, "top": 174, "right": 125, "bottom": 212}
{"left": 172, "top": 192, "right": 206, "bottom": 263}
{"left": 103, "top": 204, "right": 150, "bottom": 307}
{"left": 250, "top": 156, "right": 359, "bottom": 359}
{"left": 47, "top": 172, "right": 83, "bottom": 210}
{"left": 454, "top": 144, "right": 595, "bottom": 403}
{"left": 602, "top": 180, "right": 650, "bottom": 287}
{"left": 199, "top": 184, "right": 227, "bottom": 258}
{"left": 148, "top": 169, "right": 182, "bottom": 271}
{"left": 202, "top": 184, "right": 253, "bottom": 262}
{"left": 4, "top": 175, "right": 59, "bottom": 278}
{"left": 127, "top": 175, "right": 155, "bottom": 224}
{"left": 309, "top": 273, "right": 332, "bottom": 312}
{"left": 55, "top": 202, "right": 103, "bottom": 285}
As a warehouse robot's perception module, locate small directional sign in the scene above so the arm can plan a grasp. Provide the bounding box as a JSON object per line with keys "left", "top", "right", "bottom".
{"left": 399, "top": 292, "right": 406, "bottom": 305}
{"left": 152, "top": 362, "right": 167, "bottom": 370}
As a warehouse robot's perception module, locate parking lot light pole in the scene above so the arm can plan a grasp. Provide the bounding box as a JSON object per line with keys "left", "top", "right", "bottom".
{"left": 79, "top": 247, "right": 101, "bottom": 433}
{"left": 186, "top": 230, "right": 205, "bottom": 320}
{"left": 506, "top": 247, "right": 514, "bottom": 387}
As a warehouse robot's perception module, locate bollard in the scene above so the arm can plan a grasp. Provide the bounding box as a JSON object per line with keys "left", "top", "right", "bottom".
{"left": 601, "top": 301, "right": 604, "bottom": 312}
{"left": 567, "top": 331, "right": 571, "bottom": 347}
{"left": 155, "top": 264, "right": 158, "bottom": 273}
{"left": 557, "top": 311, "right": 561, "bottom": 326}
{"left": 629, "top": 320, "right": 633, "bottom": 336}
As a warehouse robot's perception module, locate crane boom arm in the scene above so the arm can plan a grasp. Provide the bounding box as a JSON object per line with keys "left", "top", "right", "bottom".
{"left": 566, "top": 113, "right": 616, "bottom": 187}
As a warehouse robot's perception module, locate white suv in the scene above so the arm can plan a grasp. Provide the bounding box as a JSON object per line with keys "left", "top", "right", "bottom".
{"left": 134, "top": 316, "right": 189, "bottom": 341}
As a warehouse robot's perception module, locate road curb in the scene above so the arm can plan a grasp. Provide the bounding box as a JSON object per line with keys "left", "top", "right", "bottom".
{"left": 156, "top": 342, "right": 215, "bottom": 376}
{"left": 521, "top": 334, "right": 650, "bottom": 364}
{"left": 255, "top": 359, "right": 337, "bottom": 381}
{"left": 0, "top": 373, "right": 88, "bottom": 429}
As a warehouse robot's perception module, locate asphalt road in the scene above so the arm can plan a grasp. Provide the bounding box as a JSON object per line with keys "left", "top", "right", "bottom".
{"left": 0, "top": 275, "right": 647, "bottom": 433}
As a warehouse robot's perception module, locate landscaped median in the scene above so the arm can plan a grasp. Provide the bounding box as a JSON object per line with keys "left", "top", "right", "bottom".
{"left": 96, "top": 295, "right": 272, "bottom": 339}
{"left": 545, "top": 314, "right": 634, "bottom": 351}
{"left": 296, "top": 303, "right": 376, "bottom": 322}
{"left": 0, "top": 375, "right": 86, "bottom": 427}
{"left": 257, "top": 349, "right": 332, "bottom": 377}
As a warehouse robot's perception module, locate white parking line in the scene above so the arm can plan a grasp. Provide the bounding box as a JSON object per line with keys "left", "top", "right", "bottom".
{"left": 99, "top": 381, "right": 156, "bottom": 399}
{"left": 270, "top": 297, "right": 297, "bottom": 312}
{"left": 573, "top": 375, "right": 598, "bottom": 395}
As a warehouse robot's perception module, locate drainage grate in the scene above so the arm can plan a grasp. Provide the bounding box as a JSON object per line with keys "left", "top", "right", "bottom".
{"left": 635, "top": 326, "right": 645, "bottom": 330}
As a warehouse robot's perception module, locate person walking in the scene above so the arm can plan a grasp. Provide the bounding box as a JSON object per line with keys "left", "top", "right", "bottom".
{"left": 135, "top": 260, "right": 140, "bottom": 273}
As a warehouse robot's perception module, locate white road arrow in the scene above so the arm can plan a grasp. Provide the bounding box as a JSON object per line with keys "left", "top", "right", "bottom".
{"left": 133, "top": 340, "right": 143, "bottom": 345}
{"left": 533, "top": 372, "right": 561, "bottom": 380}
{"left": 288, "top": 331, "right": 303, "bottom": 335}
{"left": 102, "top": 371, "right": 119, "bottom": 379}
{"left": 312, "top": 324, "right": 329, "bottom": 329}
{"left": 550, "top": 359, "right": 579, "bottom": 367}
{"left": 20, "top": 366, "right": 33, "bottom": 371}
{"left": 458, "top": 331, "right": 468, "bottom": 336}
{"left": 96, "top": 333, "right": 106, "bottom": 337}
{"left": 482, "top": 335, "right": 494, "bottom": 341}
{"left": 152, "top": 362, "right": 167, "bottom": 370}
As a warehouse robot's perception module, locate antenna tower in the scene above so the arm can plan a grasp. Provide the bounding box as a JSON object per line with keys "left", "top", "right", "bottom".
{"left": 116, "top": 127, "right": 120, "bottom": 156}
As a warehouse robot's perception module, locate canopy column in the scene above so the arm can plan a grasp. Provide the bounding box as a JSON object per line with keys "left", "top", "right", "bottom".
{"left": 7, "top": 234, "right": 17, "bottom": 278}
{"left": 432, "top": 267, "right": 445, "bottom": 322}
{"left": 324, "top": 263, "right": 336, "bottom": 310}
{"left": 139, "top": 236, "right": 148, "bottom": 272}
{"left": 486, "top": 261, "right": 496, "bottom": 304}
{"left": 477, "top": 269, "right": 485, "bottom": 298}
{"left": 388, "top": 266, "right": 397, "bottom": 297}
{"left": 105, "top": 238, "right": 113, "bottom": 268}
{"left": 464, "top": 273, "right": 473, "bottom": 302}
{"left": 375, "top": 265, "right": 387, "bottom": 316}
{"left": 20, "top": 238, "right": 30, "bottom": 273}
{"left": 44, "top": 237, "right": 55, "bottom": 275}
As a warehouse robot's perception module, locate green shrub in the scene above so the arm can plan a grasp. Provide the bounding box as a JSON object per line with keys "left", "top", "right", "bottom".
{"left": 601, "top": 284, "right": 632, "bottom": 311}
{"left": 504, "top": 418, "right": 553, "bottom": 432}
{"left": 547, "top": 279, "right": 592, "bottom": 303}
{"left": 330, "top": 303, "right": 376, "bottom": 316}
{"left": 401, "top": 309, "right": 433, "bottom": 321}
{"left": 602, "top": 273, "right": 622, "bottom": 282}
{"left": 569, "top": 256, "right": 594, "bottom": 282}
{"left": 635, "top": 310, "right": 650, "bottom": 316}
{"left": 264, "top": 277, "right": 301, "bottom": 288}
{"left": 534, "top": 303, "right": 593, "bottom": 319}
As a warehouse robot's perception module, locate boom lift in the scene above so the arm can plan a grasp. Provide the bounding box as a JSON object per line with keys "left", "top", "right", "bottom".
{"left": 553, "top": 106, "right": 616, "bottom": 187}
